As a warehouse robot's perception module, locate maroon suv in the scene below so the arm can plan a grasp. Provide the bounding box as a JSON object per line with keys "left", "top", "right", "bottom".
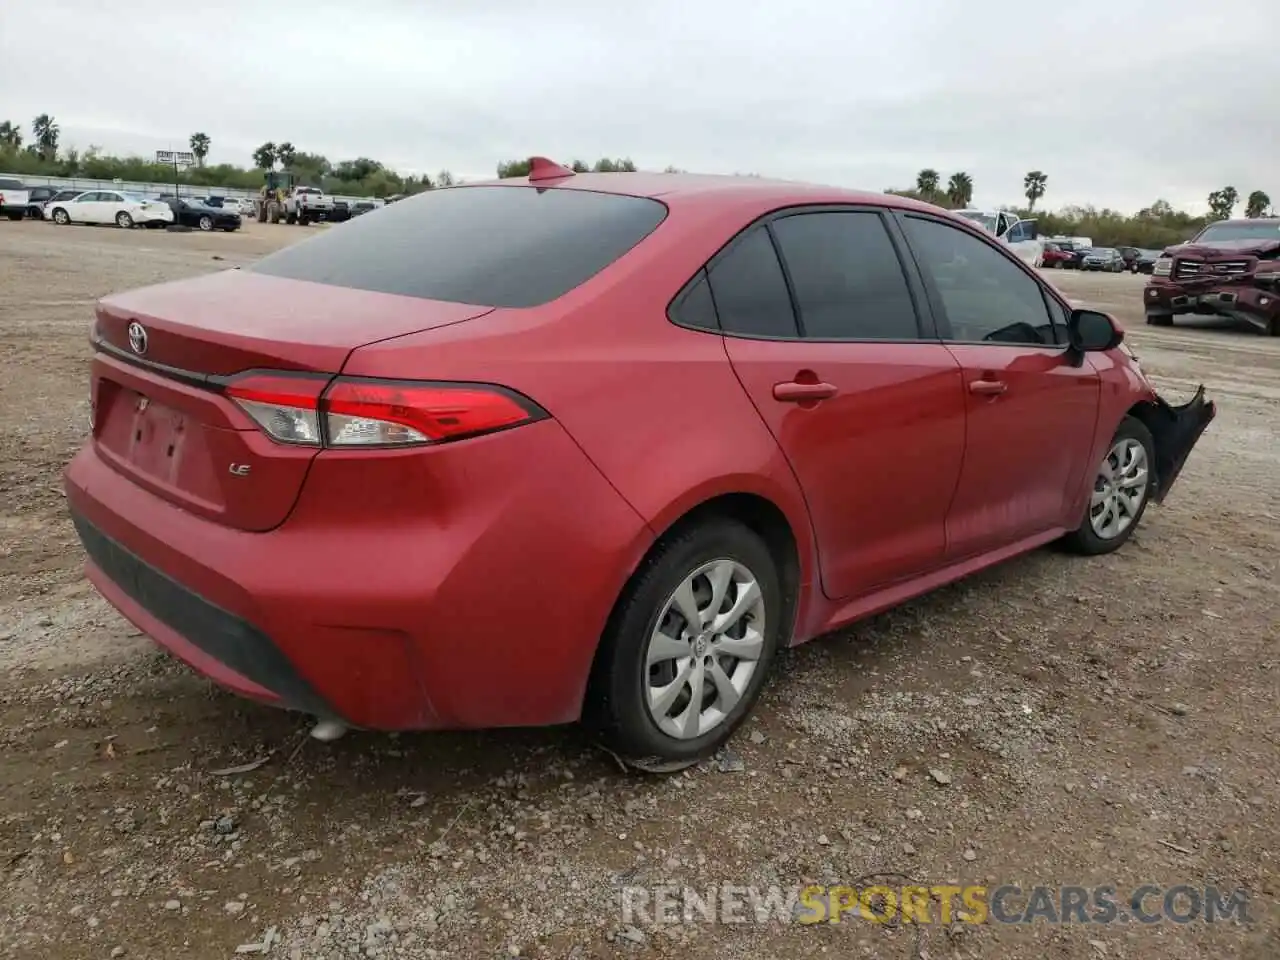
{"left": 1144, "top": 218, "right": 1280, "bottom": 335}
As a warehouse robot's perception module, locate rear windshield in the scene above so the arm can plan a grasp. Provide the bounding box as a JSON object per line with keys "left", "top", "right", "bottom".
{"left": 249, "top": 184, "right": 668, "bottom": 308}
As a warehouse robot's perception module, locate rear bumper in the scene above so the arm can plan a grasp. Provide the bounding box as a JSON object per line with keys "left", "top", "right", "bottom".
{"left": 64, "top": 419, "right": 652, "bottom": 731}
{"left": 1144, "top": 278, "right": 1279, "bottom": 331}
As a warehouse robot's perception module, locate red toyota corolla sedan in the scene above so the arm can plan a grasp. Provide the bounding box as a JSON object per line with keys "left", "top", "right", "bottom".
{"left": 65, "top": 159, "right": 1215, "bottom": 768}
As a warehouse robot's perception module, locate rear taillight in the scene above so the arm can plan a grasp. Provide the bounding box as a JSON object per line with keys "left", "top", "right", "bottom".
{"left": 224, "top": 372, "right": 546, "bottom": 448}
{"left": 225, "top": 373, "right": 326, "bottom": 445}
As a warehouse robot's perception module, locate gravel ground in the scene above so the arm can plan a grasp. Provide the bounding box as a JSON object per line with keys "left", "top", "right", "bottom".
{"left": 0, "top": 220, "right": 1276, "bottom": 960}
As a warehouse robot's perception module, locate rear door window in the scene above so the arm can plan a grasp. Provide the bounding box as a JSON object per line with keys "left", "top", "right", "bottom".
{"left": 251, "top": 185, "right": 667, "bottom": 308}
{"left": 704, "top": 227, "right": 799, "bottom": 338}
{"left": 769, "top": 211, "right": 922, "bottom": 340}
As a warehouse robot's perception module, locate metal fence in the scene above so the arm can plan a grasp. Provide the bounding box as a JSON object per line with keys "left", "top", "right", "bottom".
{"left": 0, "top": 172, "right": 378, "bottom": 206}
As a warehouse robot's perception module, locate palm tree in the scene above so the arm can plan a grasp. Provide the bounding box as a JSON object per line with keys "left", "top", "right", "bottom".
{"left": 31, "top": 114, "right": 59, "bottom": 159}
{"left": 915, "top": 169, "right": 940, "bottom": 197}
{"left": 189, "top": 132, "right": 211, "bottom": 167}
{"left": 1023, "top": 170, "right": 1048, "bottom": 211}
{"left": 276, "top": 142, "right": 297, "bottom": 168}
{"left": 946, "top": 172, "right": 973, "bottom": 208}
{"left": 0, "top": 121, "right": 21, "bottom": 150}
{"left": 252, "top": 142, "right": 277, "bottom": 170}
{"left": 1245, "top": 190, "right": 1271, "bottom": 218}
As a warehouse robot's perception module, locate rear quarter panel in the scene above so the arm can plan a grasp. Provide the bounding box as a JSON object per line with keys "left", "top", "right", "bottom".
{"left": 341, "top": 195, "right": 823, "bottom": 637}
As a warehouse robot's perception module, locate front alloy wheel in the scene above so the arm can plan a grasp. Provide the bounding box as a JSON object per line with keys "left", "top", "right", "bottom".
{"left": 1090, "top": 438, "right": 1149, "bottom": 539}
{"left": 1061, "top": 416, "right": 1155, "bottom": 555}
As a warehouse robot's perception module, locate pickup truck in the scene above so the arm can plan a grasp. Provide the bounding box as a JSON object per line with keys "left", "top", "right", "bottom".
{"left": 284, "top": 186, "right": 350, "bottom": 225}
{"left": 0, "top": 178, "right": 29, "bottom": 221}
{"left": 1144, "top": 217, "right": 1280, "bottom": 335}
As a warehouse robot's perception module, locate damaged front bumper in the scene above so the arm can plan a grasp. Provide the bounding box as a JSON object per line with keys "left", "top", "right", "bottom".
{"left": 1147, "top": 386, "right": 1216, "bottom": 503}
{"left": 1144, "top": 277, "right": 1280, "bottom": 332}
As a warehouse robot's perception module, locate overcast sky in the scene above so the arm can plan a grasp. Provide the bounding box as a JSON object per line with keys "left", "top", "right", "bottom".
{"left": 2, "top": 0, "right": 1275, "bottom": 213}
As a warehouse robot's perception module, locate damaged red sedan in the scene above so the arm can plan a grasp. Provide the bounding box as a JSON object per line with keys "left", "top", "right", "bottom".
{"left": 1145, "top": 217, "right": 1280, "bottom": 335}
{"left": 65, "top": 159, "right": 1215, "bottom": 768}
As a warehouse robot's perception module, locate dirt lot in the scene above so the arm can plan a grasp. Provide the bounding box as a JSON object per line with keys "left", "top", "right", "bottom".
{"left": 0, "top": 220, "right": 1276, "bottom": 960}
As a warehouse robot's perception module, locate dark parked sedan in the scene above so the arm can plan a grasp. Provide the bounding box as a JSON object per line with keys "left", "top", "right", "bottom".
{"left": 166, "top": 197, "right": 242, "bottom": 232}
{"left": 1081, "top": 247, "right": 1126, "bottom": 272}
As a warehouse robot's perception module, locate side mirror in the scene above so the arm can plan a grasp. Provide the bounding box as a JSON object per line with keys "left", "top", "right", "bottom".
{"left": 1069, "top": 309, "right": 1124, "bottom": 352}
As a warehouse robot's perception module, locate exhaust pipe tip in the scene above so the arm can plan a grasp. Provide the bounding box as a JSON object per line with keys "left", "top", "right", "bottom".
{"left": 309, "top": 719, "right": 348, "bottom": 742}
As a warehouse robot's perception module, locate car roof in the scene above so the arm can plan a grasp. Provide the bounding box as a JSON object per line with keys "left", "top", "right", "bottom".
{"left": 456, "top": 170, "right": 949, "bottom": 217}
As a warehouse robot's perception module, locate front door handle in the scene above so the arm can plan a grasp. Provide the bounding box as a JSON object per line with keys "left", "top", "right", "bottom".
{"left": 773, "top": 380, "right": 838, "bottom": 403}
{"left": 968, "top": 379, "right": 1007, "bottom": 396}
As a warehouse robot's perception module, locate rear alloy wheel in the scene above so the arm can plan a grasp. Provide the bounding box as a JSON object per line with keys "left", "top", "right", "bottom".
{"left": 586, "top": 519, "right": 783, "bottom": 770}
{"left": 116, "top": 211, "right": 134, "bottom": 228}
{"left": 198, "top": 215, "right": 213, "bottom": 231}
{"left": 1061, "top": 417, "right": 1155, "bottom": 555}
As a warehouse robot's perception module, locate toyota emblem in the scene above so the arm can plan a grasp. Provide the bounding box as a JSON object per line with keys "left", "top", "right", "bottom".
{"left": 127, "top": 321, "right": 148, "bottom": 355}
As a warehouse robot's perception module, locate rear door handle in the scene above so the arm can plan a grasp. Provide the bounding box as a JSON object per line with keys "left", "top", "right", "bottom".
{"left": 968, "top": 379, "right": 1007, "bottom": 396}
{"left": 773, "top": 380, "right": 838, "bottom": 403}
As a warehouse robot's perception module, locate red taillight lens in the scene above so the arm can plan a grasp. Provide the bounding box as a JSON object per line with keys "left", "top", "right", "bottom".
{"left": 224, "top": 372, "right": 545, "bottom": 448}
{"left": 225, "top": 373, "right": 327, "bottom": 445}
{"left": 322, "top": 379, "right": 539, "bottom": 446}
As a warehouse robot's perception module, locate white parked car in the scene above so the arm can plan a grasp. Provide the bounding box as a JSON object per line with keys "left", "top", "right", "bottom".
{"left": 46, "top": 190, "right": 175, "bottom": 228}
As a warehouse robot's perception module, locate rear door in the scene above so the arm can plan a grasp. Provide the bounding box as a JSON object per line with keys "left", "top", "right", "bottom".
{"left": 711, "top": 207, "right": 967, "bottom": 600}
{"left": 896, "top": 212, "right": 1100, "bottom": 559}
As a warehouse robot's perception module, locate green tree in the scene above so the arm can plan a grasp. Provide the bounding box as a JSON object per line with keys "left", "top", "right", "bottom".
{"left": 946, "top": 171, "right": 973, "bottom": 208}
{"left": 592, "top": 157, "right": 636, "bottom": 172}
{"left": 1245, "top": 190, "right": 1271, "bottom": 218}
{"left": 31, "top": 114, "right": 59, "bottom": 159}
{"left": 496, "top": 158, "right": 532, "bottom": 178}
{"left": 189, "top": 132, "right": 210, "bottom": 167}
{"left": 436, "top": 170, "right": 455, "bottom": 187}
{"left": 1023, "top": 170, "right": 1048, "bottom": 211}
{"left": 0, "top": 121, "right": 21, "bottom": 149}
{"left": 251, "top": 142, "right": 277, "bottom": 169}
{"left": 276, "top": 142, "right": 297, "bottom": 168}
{"left": 1207, "top": 186, "right": 1238, "bottom": 220}
{"left": 915, "top": 168, "right": 940, "bottom": 197}
{"left": 662, "top": 165, "right": 686, "bottom": 173}
{"left": 570, "top": 159, "right": 590, "bottom": 173}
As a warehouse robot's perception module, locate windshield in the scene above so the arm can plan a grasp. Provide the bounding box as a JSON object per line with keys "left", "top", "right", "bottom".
{"left": 1090, "top": 248, "right": 1116, "bottom": 256}
{"left": 1193, "top": 221, "right": 1280, "bottom": 243}
{"left": 954, "top": 211, "right": 997, "bottom": 233}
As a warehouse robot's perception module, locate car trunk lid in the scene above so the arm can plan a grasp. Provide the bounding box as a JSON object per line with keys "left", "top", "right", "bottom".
{"left": 90, "top": 269, "right": 493, "bottom": 531}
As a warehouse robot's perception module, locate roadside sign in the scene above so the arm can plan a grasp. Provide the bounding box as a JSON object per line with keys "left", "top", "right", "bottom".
{"left": 156, "top": 150, "right": 195, "bottom": 165}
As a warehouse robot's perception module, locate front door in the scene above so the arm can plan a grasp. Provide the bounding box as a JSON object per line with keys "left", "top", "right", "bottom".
{"left": 70, "top": 192, "right": 102, "bottom": 223}
{"left": 897, "top": 212, "right": 1100, "bottom": 559}
{"left": 702, "top": 208, "right": 967, "bottom": 600}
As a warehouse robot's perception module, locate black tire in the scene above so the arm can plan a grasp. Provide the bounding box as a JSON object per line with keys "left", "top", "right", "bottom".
{"left": 197, "top": 215, "right": 213, "bottom": 231}
{"left": 5, "top": 210, "right": 23, "bottom": 221}
{"left": 51, "top": 207, "right": 70, "bottom": 225}
{"left": 584, "top": 518, "right": 785, "bottom": 768}
{"left": 1146, "top": 313, "right": 1174, "bottom": 327}
{"left": 116, "top": 211, "right": 134, "bottom": 229}
{"left": 1060, "top": 416, "right": 1156, "bottom": 556}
